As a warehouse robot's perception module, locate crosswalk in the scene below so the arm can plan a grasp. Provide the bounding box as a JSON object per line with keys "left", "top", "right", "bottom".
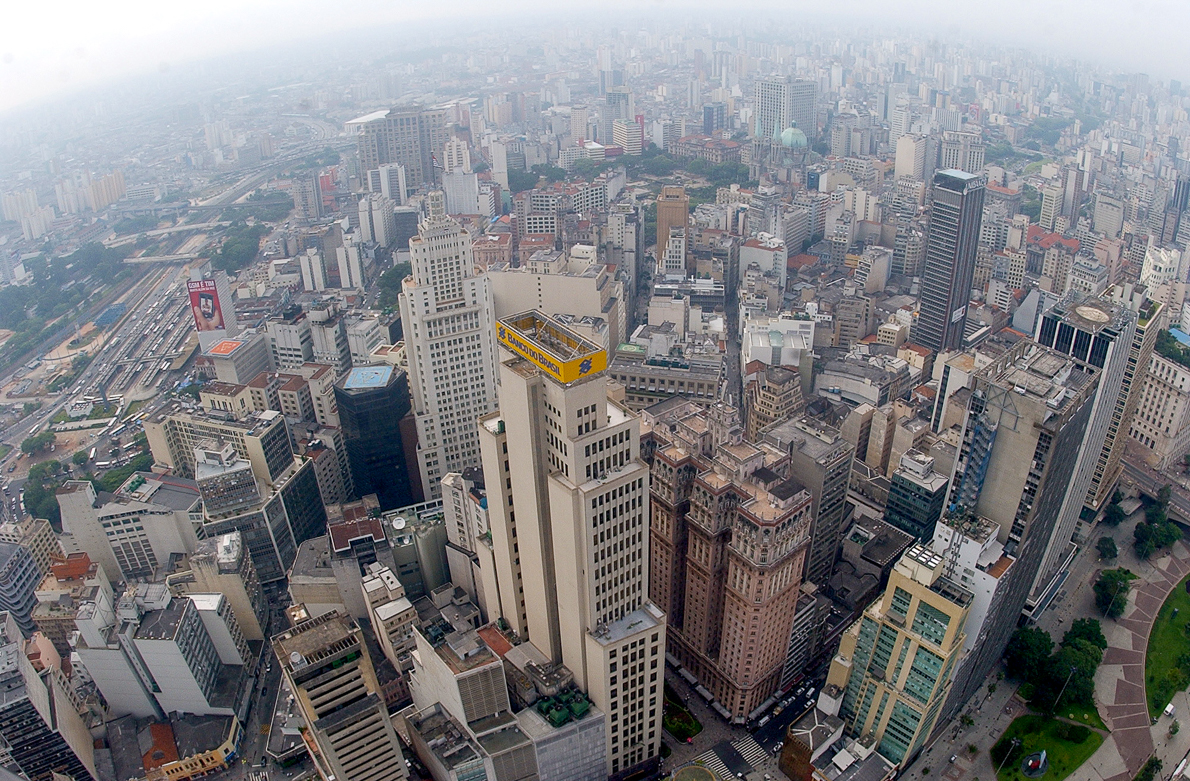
{"left": 691, "top": 735, "right": 772, "bottom": 780}
{"left": 732, "top": 736, "right": 769, "bottom": 766}
{"left": 693, "top": 751, "right": 733, "bottom": 780}
{"left": 248, "top": 772, "right": 269, "bottom": 781}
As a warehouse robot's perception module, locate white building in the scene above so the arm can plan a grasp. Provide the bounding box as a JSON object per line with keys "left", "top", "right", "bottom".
{"left": 398, "top": 192, "right": 499, "bottom": 500}
{"left": 740, "top": 313, "right": 815, "bottom": 371}
{"left": 1130, "top": 348, "right": 1190, "bottom": 470}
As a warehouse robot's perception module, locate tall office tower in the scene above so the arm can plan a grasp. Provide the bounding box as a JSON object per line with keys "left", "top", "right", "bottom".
{"left": 0, "top": 543, "right": 39, "bottom": 636}
{"left": 170, "top": 531, "right": 266, "bottom": 642}
{"left": 274, "top": 610, "right": 408, "bottom": 781}
{"left": 399, "top": 192, "right": 499, "bottom": 500}
{"left": 895, "top": 135, "right": 927, "bottom": 181}
{"left": 656, "top": 185, "right": 689, "bottom": 264}
{"left": 348, "top": 105, "right": 449, "bottom": 191}
{"left": 763, "top": 418, "right": 856, "bottom": 589}
{"left": 268, "top": 307, "right": 315, "bottom": 368}
{"left": 1131, "top": 344, "right": 1190, "bottom": 469}
{"left": 884, "top": 451, "right": 949, "bottom": 541}
{"left": 478, "top": 312, "right": 665, "bottom": 778}
{"left": 753, "top": 77, "right": 817, "bottom": 141}
{"left": 826, "top": 545, "right": 972, "bottom": 765}
{"left": 56, "top": 477, "right": 200, "bottom": 583}
{"left": 743, "top": 366, "right": 805, "bottom": 441}
{"left": 570, "top": 105, "right": 591, "bottom": 145}
{"left": 660, "top": 228, "right": 687, "bottom": 277}
{"left": 0, "top": 611, "right": 97, "bottom": 781}
{"left": 603, "top": 86, "right": 634, "bottom": 142}
{"left": 612, "top": 120, "right": 643, "bottom": 156}
{"left": 0, "top": 516, "right": 61, "bottom": 583}
{"left": 333, "top": 365, "right": 416, "bottom": 510}
{"left": 1039, "top": 182, "right": 1063, "bottom": 232}
{"left": 914, "top": 170, "right": 987, "bottom": 353}
{"left": 1086, "top": 290, "right": 1164, "bottom": 510}
{"left": 940, "top": 340, "right": 1098, "bottom": 723}
{"left": 939, "top": 131, "right": 986, "bottom": 174}
{"left": 1029, "top": 292, "right": 1137, "bottom": 607}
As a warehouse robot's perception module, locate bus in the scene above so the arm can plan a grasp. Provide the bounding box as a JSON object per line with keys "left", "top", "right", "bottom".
{"left": 88, "top": 447, "right": 96, "bottom": 461}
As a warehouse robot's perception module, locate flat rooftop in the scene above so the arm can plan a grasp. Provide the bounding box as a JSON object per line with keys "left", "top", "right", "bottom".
{"left": 342, "top": 365, "right": 394, "bottom": 389}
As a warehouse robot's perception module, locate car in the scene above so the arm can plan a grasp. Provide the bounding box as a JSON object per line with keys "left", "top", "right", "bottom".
{"left": 949, "top": 755, "right": 957, "bottom": 764}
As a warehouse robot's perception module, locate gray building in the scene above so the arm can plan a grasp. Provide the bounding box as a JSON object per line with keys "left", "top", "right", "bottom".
{"left": 763, "top": 417, "right": 856, "bottom": 589}
{"left": 915, "top": 170, "right": 986, "bottom": 353}
{"left": 942, "top": 340, "right": 1099, "bottom": 723}
{"left": 884, "top": 451, "right": 949, "bottom": 541}
{"left": 0, "top": 543, "right": 39, "bottom": 636}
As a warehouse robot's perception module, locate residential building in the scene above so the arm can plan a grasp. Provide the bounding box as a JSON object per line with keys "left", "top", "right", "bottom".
{"left": 167, "top": 532, "right": 266, "bottom": 643}
{"left": 0, "top": 516, "right": 62, "bottom": 581}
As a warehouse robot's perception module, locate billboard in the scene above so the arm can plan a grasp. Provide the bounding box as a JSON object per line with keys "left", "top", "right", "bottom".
{"left": 496, "top": 314, "right": 607, "bottom": 385}
{"left": 188, "top": 280, "right": 225, "bottom": 333}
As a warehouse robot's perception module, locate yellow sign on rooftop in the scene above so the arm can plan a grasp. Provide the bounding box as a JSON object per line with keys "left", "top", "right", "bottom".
{"left": 497, "top": 311, "right": 606, "bottom": 385}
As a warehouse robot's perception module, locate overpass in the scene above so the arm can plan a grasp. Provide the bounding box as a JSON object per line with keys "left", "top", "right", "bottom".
{"left": 1121, "top": 453, "right": 1190, "bottom": 523}
{"left": 122, "top": 254, "right": 201, "bottom": 264}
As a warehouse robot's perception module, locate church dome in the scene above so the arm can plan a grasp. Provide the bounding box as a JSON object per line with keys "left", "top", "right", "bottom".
{"left": 778, "top": 125, "right": 808, "bottom": 149}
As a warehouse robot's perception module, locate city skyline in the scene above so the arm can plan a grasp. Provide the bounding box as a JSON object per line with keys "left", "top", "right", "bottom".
{"left": 3, "top": 2, "right": 1190, "bottom": 119}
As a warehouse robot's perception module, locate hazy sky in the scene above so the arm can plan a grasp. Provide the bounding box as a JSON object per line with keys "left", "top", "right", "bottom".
{"left": 2, "top": 0, "right": 1190, "bottom": 115}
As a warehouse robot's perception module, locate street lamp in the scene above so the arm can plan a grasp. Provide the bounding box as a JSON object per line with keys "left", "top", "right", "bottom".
{"left": 996, "top": 738, "right": 1021, "bottom": 775}
{"left": 1053, "top": 666, "right": 1079, "bottom": 712}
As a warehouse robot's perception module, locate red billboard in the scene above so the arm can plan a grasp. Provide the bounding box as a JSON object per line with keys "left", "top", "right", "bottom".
{"left": 188, "top": 280, "right": 225, "bottom": 332}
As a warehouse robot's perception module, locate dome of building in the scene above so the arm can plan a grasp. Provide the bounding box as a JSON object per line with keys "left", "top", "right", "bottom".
{"left": 778, "top": 125, "right": 808, "bottom": 149}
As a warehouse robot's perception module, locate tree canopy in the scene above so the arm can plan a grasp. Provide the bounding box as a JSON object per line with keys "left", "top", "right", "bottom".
{"left": 1094, "top": 568, "right": 1137, "bottom": 618}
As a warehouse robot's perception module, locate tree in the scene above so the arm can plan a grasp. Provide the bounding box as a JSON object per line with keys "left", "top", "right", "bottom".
{"left": 1172, "top": 720, "right": 1181, "bottom": 737}
{"left": 1005, "top": 626, "right": 1053, "bottom": 682}
{"left": 71, "top": 450, "right": 89, "bottom": 466}
{"left": 376, "top": 262, "right": 412, "bottom": 310}
{"left": 1094, "top": 568, "right": 1137, "bottom": 618}
{"left": 1063, "top": 619, "right": 1107, "bottom": 651}
{"left": 20, "top": 430, "right": 55, "bottom": 455}
{"left": 1112, "top": 489, "right": 1125, "bottom": 506}
{"left": 1097, "top": 536, "right": 1118, "bottom": 559}
{"left": 1104, "top": 503, "right": 1126, "bottom": 526}
{"left": 506, "top": 169, "right": 540, "bottom": 193}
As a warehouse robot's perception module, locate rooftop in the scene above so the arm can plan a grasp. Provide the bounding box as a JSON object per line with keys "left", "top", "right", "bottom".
{"left": 342, "top": 365, "right": 395, "bottom": 390}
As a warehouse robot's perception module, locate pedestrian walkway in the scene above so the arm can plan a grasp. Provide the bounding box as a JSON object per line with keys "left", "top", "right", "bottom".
{"left": 1071, "top": 538, "right": 1190, "bottom": 781}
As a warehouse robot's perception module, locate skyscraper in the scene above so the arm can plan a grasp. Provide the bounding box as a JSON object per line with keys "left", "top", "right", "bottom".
{"left": 274, "top": 610, "right": 408, "bottom": 781}
{"left": 478, "top": 311, "right": 665, "bottom": 778}
{"left": 0, "top": 611, "right": 97, "bottom": 781}
{"left": 399, "top": 192, "right": 499, "bottom": 500}
{"left": 915, "top": 170, "right": 987, "bottom": 354}
{"left": 1029, "top": 292, "right": 1137, "bottom": 609}
{"left": 347, "top": 105, "right": 450, "bottom": 191}
{"left": 333, "top": 365, "right": 416, "bottom": 510}
{"left": 941, "top": 340, "right": 1099, "bottom": 723}
{"left": 754, "top": 77, "right": 818, "bottom": 141}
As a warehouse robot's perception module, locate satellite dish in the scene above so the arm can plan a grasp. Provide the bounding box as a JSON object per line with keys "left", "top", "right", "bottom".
{"left": 290, "top": 651, "right": 306, "bottom": 668}
{"left": 392, "top": 517, "right": 407, "bottom": 530}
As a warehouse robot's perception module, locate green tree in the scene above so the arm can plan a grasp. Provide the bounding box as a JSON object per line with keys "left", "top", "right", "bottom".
{"left": 506, "top": 169, "right": 540, "bottom": 193}
{"left": 71, "top": 450, "right": 89, "bottom": 466}
{"left": 1094, "top": 568, "right": 1137, "bottom": 618}
{"left": 1004, "top": 626, "right": 1053, "bottom": 682}
{"left": 1104, "top": 503, "right": 1126, "bottom": 526}
{"left": 1063, "top": 619, "right": 1107, "bottom": 651}
{"left": 376, "top": 262, "right": 412, "bottom": 310}
{"left": 1097, "top": 536, "right": 1118, "bottom": 559}
{"left": 20, "top": 430, "right": 55, "bottom": 455}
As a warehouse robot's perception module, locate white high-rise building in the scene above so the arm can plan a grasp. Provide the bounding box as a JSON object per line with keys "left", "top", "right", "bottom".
{"left": 477, "top": 311, "right": 665, "bottom": 778}
{"left": 399, "top": 192, "right": 499, "bottom": 500}
{"left": 753, "top": 77, "right": 817, "bottom": 140}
